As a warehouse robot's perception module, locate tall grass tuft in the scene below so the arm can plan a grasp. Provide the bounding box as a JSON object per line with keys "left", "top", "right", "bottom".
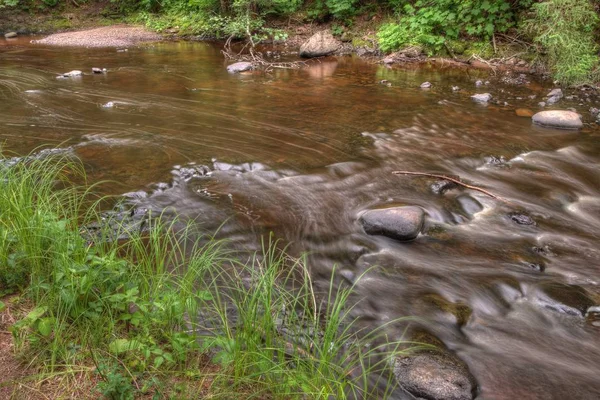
{"left": 522, "top": 0, "right": 599, "bottom": 86}
{"left": 1, "top": 151, "right": 406, "bottom": 399}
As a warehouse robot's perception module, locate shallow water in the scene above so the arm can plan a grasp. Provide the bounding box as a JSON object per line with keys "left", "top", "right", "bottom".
{"left": 2, "top": 36, "right": 600, "bottom": 399}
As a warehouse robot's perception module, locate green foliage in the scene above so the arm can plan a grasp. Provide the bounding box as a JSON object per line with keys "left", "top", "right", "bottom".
{"left": 0, "top": 0, "right": 19, "bottom": 8}
{"left": 522, "top": 0, "right": 599, "bottom": 85}
{"left": 378, "top": 0, "right": 527, "bottom": 53}
{"left": 96, "top": 362, "right": 135, "bottom": 400}
{"left": 326, "top": 0, "right": 359, "bottom": 18}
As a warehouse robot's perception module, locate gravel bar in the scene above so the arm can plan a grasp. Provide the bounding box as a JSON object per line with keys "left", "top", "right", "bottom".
{"left": 34, "top": 26, "right": 162, "bottom": 48}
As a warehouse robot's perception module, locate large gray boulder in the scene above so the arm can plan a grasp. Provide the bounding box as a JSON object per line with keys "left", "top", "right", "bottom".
{"left": 532, "top": 110, "right": 582, "bottom": 129}
{"left": 299, "top": 31, "right": 341, "bottom": 58}
{"left": 226, "top": 62, "right": 253, "bottom": 73}
{"left": 394, "top": 353, "right": 477, "bottom": 400}
{"left": 359, "top": 206, "right": 424, "bottom": 241}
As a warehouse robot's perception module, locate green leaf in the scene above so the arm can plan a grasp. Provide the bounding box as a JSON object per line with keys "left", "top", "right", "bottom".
{"left": 109, "top": 339, "right": 142, "bottom": 354}
{"left": 154, "top": 356, "right": 164, "bottom": 368}
{"left": 0, "top": 301, "right": 5, "bottom": 312}
{"left": 37, "top": 318, "right": 54, "bottom": 337}
{"left": 26, "top": 306, "right": 48, "bottom": 322}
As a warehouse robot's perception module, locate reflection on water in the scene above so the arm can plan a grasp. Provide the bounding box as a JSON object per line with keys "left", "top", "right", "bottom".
{"left": 2, "top": 37, "right": 600, "bottom": 399}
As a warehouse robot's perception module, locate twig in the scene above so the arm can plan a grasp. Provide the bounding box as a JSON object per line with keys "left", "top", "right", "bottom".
{"left": 444, "top": 42, "right": 457, "bottom": 60}
{"left": 492, "top": 33, "right": 497, "bottom": 55}
{"left": 392, "top": 170, "right": 512, "bottom": 204}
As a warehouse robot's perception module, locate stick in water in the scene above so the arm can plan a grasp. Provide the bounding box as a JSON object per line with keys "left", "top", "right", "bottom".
{"left": 392, "top": 170, "right": 511, "bottom": 204}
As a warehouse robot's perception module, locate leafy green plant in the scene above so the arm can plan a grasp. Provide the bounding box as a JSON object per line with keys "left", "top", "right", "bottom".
{"left": 378, "top": 0, "right": 528, "bottom": 53}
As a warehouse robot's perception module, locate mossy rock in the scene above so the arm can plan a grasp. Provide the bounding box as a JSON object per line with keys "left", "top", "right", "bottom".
{"left": 422, "top": 293, "right": 472, "bottom": 326}
{"left": 447, "top": 40, "right": 466, "bottom": 55}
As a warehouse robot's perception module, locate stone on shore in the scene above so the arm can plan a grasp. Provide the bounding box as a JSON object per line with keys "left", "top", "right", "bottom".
{"left": 299, "top": 31, "right": 341, "bottom": 58}
{"left": 532, "top": 110, "right": 582, "bottom": 129}
{"left": 4, "top": 32, "right": 17, "bottom": 38}
{"left": 360, "top": 206, "right": 424, "bottom": 241}
{"left": 226, "top": 62, "right": 253, "bottom": 73}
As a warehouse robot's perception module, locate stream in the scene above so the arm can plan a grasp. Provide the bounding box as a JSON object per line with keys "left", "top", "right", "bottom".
{"left": 1, "top": 36, "right": 600, "bottom": 399}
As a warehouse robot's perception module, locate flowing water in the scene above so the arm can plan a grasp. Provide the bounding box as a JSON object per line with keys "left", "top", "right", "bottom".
{"left": 2, "top": 37, "right": 600, "bottom": 399}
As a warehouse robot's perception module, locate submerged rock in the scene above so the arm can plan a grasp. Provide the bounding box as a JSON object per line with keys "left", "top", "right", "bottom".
{"left": 509, "top": 212, "right": 535, "bottom": 226}
{"left": 299, "top": 31, "right": 341, "bottom": 58}
{"left": 226, "top": 62, "right": 253, "bottom": 73}
{"left": 431, "top": 180, "right": 458, "bottom": 195}
{"left": 471, "top": 93, "right": 492, "bottom": 103}
{"left": 394, "top": 352, "right": 477, "bottom": 400}
{"left": 532, "top": 110, "right": 582, "bottom": 129}
{"left": 515, "top": 108, "right": 534, "bottom": 117}
{"left": 533, "top": 283, "right": 595, "bottom": 317}
{"left": 360, "top": 206, "right": 424, "bottom": 241}
{"left": 457, "top": 195, "right": 483, "bottom": 217}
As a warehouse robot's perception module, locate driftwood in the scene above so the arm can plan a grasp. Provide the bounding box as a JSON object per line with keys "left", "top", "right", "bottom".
{"left": 392, "top": 170, "right": 512, "bottom": 204}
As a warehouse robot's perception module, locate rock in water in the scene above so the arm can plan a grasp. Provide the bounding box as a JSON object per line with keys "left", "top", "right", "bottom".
{"left": 226, "top": 62, "right": 253, "bottom": 73}
{"left": 394, "top": 353, "right": 477, "bottom": 400}
{"left": 4, "top": 32, "right": 17, "bottom": 38}
{"left": 360, "top": 206, "right": 424, "bottom": 241}
{"left": 547, "top": 88, "right": 563, "bottom": 99}
{"left": 57, "top": 70, "right": 83, "bottom": 78}
{"left": 92, "top": 67, "right": 106, "bottom": 74}
{"left": 471, "top": 93, "right": 492, "bottom": 103}
{"left": 299, "top": 31, "right": 341, "bottom": 58}
{"left": 515, "top": 108, "right": 534, "bottom": 117}
{"left": 532, "top": 110, "right": 582, "bottom": 129}
{"left": 421, "top": 81, "right": 432, "bottom": 88}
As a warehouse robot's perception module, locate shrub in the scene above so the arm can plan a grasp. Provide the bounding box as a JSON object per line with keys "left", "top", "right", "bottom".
{"left": 378, "top": 0, "right": 527, "bottom": 53}
{"left": 522, "top": 0, "right": 599, "bottom": 85}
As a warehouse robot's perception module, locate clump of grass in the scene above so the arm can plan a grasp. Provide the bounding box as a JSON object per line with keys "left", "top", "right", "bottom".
{"left": 0, "top": 150, "right": 407, "bottom": 399}
{"left": 521, "top": 0, "right": 599, "bottom": 86}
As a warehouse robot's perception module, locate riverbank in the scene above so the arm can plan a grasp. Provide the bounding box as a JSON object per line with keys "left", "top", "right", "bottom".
{"left": 0, "top": 2, "right": 555, "bottom": 83}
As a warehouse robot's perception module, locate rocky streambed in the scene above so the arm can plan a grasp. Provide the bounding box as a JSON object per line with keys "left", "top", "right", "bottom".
{"left": 1, "top": 36, "right": 600, "bottom": 399}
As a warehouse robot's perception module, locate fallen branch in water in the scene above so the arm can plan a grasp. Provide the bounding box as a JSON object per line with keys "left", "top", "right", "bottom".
{"left": 392, "top": 170, "right": 512, "bottom": 204}
{"left": 222, "top": 35, "right": 308, "bottom": 72}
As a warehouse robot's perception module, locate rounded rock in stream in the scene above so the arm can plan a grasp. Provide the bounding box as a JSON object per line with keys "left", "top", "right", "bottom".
{"left": 226, "top": 62, "right": 253, "bottom": 73}
{"left": 359, "top": 206, "right": 424, "bottom": 241}
{"left": 532, "top": 110, "right": 582, "bottom": 129}
{"left": 534, "top": 283, "right": 595, "bottom": 317}
{"left": 394, "top": 352, "right": 477, "bottom": 400}
{"left": 471, "top": 93, "right": 492, "bottom": 103}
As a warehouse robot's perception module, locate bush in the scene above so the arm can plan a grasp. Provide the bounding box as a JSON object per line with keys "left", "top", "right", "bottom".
{"left": 522, "top": 0, "right": 599, "bottom": 85}
{"left": 378, "top": 0, "right": 528, "bottom": 53}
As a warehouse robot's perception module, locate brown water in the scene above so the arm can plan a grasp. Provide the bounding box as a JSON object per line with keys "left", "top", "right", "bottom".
{"left": 2, "top": 37, "right": 600, "bottom": 399}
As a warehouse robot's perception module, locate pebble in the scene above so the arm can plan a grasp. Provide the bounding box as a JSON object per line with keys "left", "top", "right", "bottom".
{"left": 420, "top": 81, "right": 432, "bottom": 89}
{"left": 471, "top": 93, "right": 492, "bottom": 103}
